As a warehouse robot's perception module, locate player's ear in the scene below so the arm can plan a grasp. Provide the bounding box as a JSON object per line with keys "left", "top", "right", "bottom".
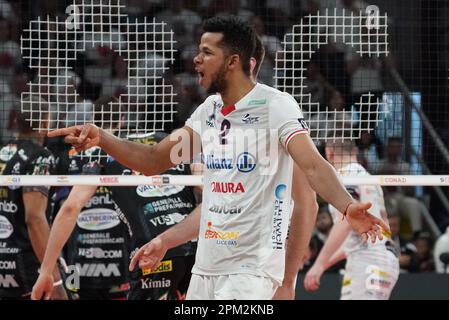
{"left": 227, "top": 54, "right": 239, "bottom": 70}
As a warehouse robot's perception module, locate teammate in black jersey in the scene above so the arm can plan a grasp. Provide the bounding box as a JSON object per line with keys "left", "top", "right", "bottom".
{"left": 49, "top": 97, "right": 131, "bottom": 300}
{"left": 31, "top": 97, "right": 202, "bottom": 300}
{"left": 0, "top": 95, "right": 67, "bottom": 300}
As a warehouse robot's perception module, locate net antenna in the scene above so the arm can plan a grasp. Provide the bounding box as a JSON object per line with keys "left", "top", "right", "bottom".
{"left": 275, "top": 6, "right": 389, "bottom": 141}
{"left": 20, "top": 0, "right": 176, "bottom": 136}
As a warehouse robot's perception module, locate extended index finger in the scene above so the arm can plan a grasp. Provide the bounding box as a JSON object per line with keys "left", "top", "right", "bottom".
{"left": 47, "top": 127, "right": 78, "bottom": 138}
{"left": 129, "top": 247, "right": 144, "bottom": 271}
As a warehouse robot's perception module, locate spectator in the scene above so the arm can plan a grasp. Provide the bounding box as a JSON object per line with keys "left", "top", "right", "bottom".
{"left": 374, "top": 137, "right": 424, "bottom": 238}
{"left": 433, "top": 226, "right": 449, "bottom": 273}
{"left": 0, "top": 18, "right": 21, "bottom": 82}
{"left": 250, "top": 15, "right": 283, "bottom": 87}
{"left": 356, "top": 131, "right": 383, "bottom": 171}
{"left": 156, "top": 0, "right": 202, "bottom": 51}
{"left": 209, "top": 0, "right": 254, "bottom": 22}
{"left": 388, "top": 214, "right": 418, "bottom": 272}
{"left": 406, "top": 232, "right": 435, "bottom": 273}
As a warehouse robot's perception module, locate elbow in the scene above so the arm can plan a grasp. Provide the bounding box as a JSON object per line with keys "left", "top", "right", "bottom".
{"left": 25, "top": 214, "right": 47, "bottom": 227}
{"left": 61, "top": 202, "right": 82, "bottom": 219}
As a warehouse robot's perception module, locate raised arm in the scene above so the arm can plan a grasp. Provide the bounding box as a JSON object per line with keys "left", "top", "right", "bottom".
{"left": 31, "top": 185, "right": 97, "bottom": 300}
{"left": 273, "top": 164, "right": 318, "bottom": 300}
{"left": 287, "top": 134, "right": 389, "bottom": 241}
{"left": 48, "top": 125, "right": 201, "bottom": 176}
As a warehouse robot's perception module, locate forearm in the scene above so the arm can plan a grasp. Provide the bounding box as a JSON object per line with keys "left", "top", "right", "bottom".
{"left": 39, "top": 207, "right": 80, "bottom": 275}
{"left": 98, "top": 129, "right": 172, "bottom": 175}
{"left": 305, "top": 160, "right": 353, "bottom": 214}
{"left": 324, "top": 245, "right": 346, "bottom": 270}
{"left": 284, "top": 201, "right": 318, "bottom": 283}
{"left": 314, "top": 221, "right": 351, "bottom": 269}
{"left": 158, "top": 204, "right": 202, "bottom": 249}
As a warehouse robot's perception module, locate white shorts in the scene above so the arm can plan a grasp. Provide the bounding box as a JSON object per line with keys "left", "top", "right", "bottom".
{"left": 341, "top": 249, "right": 399, "bottom": 300}
{"left": 186, "top": 274, "right": 278, "bottom": 300}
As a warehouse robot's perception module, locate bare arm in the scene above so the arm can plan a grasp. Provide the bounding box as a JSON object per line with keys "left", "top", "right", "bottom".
{"left": 23, "top": 191, "right": 62, "bottom": 281}
{"left": 288, "top": 135, "right": 352, "bottom": 213}
{"left": 287, "top": 134, "right": 390, "bottom": 239}
{"left": 303, "top": 219, "right": 351, "bottom": 292}
{"left": 273, "top": 165, "right": 318, "bottom": 300}
{"left": 48, "top": 125, "right": 201, "bottom": 176}
{"left": 39, "top": 185, "right": 97, "bottom": 275}
{"left": 313, "top": 219, "right": 352, "bottom": 271}
{"left": 284, "top": 164, "right": 318, "bottom": 284}
{"left": 129, "top": 203, "right": 202, "bottom": 271}
{"left": 31, "top": 185, "right": 97, "bottom": 300}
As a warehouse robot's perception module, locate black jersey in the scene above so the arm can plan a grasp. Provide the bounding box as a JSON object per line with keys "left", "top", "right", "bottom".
{"left": 53, "top": 147, "right": 131, "bottom": 290}
{"left": 0, "top": 139, "right": 55, "bottom": 297}
{"left": 82, "top": 133, "right": 198, "bottom": 279}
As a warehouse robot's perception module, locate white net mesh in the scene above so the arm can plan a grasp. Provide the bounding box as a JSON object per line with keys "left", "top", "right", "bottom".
{"left": 275, "top": 7, "right": 389, "bottom": 141}
{"left": 20, "top": 0, "right": 176, "bottom": 135}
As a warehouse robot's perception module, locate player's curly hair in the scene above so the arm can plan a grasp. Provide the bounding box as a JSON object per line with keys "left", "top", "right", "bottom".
{"left": 203, "top": 15, "right": 257, "bottom": 76}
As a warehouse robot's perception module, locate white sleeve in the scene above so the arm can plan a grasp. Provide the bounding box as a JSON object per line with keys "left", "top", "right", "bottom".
{"left": 269, "top": 92, "right": 309, "bottom": 149}
{"left": 185, "top": 98, "right": 210, "bottom": 136}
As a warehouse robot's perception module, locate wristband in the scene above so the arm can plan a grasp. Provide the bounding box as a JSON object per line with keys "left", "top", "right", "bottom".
{"left": 53, "top": 280, "right": 63, "bottom": 287}
{"left": 342, "top": 202, "right": 354, "bottom": 220}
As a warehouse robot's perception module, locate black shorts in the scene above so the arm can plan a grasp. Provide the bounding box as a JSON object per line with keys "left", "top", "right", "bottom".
{"left": 127, "top": 255, "right": 195, "bottom": 300}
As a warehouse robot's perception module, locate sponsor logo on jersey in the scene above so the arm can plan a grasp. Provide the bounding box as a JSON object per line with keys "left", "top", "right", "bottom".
{"left": 84, "top": 192, "right": 113, "bottom": 208}
{"left": 236, "top": 152, "right": 256, "bottom": 172}
{"left": 241, "top": 113, "right": 260, "bottom": 124}
{"left": 149, "top": 213, "right": 186, "bottom": 227}
{"left": 77, "top": 208, "right": 121, "bottom": 231}
{"left": 209, "top": 204, "right": 242, "bottom": 215}
{"left": 211, "top": 181, "right": 245, "bottom": 193}
{"left": 205, "top": 153, "right": 256, "bottom": 173}
{"left": 0, "top": 274, "right": 18, "bottom": 288}
{"left": 298, "top": 118, "right": 309, "bottom": 130}
{"left": 78, "top": 248, "right": 123, "bottom": 259}
{"left": 0, "top": 261, "right": 16, "bottom": 270}
{"left": 247, "top": 99, "right": 266, "bottom": 106}
{"left": 68, "top": 159, "right": 79, "bottom": 171}
{"left": 77, "top": 233, "right": 125, "bottom": 245}
{"left": 11, "top": 162, "right": 20, "bottom": 174}
{"left": 136, "top": 185, "right": 185, "bottom": 198}
{"left": 32, "top": 155, "right": 54, "bottom": 175}
{"left": 205, "top": 155, "right": 233, "bottom": 170}
{"left": 0, "top": 144, "right": 17, "bottom": 162}
{"left": 141, "top": 277, "right": 171, "bottom": 289}
{"left": 0, "top": 216, "right": 13, "bottom": 239}
{"left": 142, "top": 260, "right": 173, "bottom": 276}
{"left": 18, "top": 149, "right": 28, "bottom": 161}
{"left": 272, "top": 184, "right": 287, "bottom": 250}
{"left": 204, "top": 222, "right": 240, "bottom": 246}
{"left": 75, "top": 263, "right": 121, "bottom": 277}
{"left": 143, "top": 197, "right": 194, "bottom": 215}
{"left": 0, "top": 201, "right": 18, "bottom": 214}
{"left": 0, "top": 242, "right": 18, "bottom": 254}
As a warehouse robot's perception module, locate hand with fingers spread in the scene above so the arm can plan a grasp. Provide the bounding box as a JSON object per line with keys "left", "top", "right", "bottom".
{"left": 129, "top": 237, "right": 167, "bottom": 272}
{"left": 344, "top": 202, "right": 390, "bottom": 243}
{"left": 31, "top": 272, "right": 54, "bottom": 300}
{"left": 47, "top": 123, "right": 101, "bottom": 152}
{"left": 303, "top": 264, "right": 325, "bottom": 292}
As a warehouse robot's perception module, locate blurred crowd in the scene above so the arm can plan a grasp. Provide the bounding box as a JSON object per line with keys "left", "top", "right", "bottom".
{"left": 0, "top": 0, "right": 448, "bottom": 275}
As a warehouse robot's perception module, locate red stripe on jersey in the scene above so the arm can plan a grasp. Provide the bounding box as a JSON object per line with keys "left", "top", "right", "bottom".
{"left": 221, "top": 105, "right": 236, "bottom": 116}
{"left": 285, "top": 129, "right": 309, "bottom": 146}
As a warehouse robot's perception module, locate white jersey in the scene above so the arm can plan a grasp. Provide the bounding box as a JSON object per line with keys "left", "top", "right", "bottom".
{"left": 185, "top": 83, "right": 308, "bottom": 284}
{"left": 329, "top": 162, "right": 389, "bottom": 254}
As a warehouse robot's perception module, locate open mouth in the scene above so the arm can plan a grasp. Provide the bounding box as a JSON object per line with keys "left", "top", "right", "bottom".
{"left": 197, "top": 71, "right": 205, "bottom": 84}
